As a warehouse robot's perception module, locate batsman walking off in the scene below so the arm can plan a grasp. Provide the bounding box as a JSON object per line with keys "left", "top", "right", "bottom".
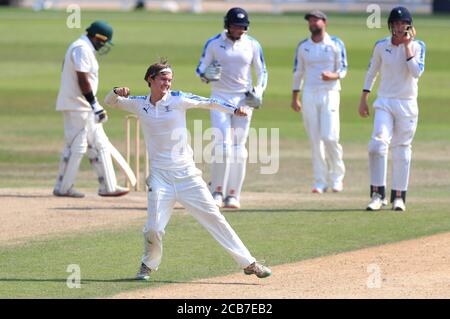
{"left": 104, "top": 61, "right": 271, "bottom": 280}
{"left": 53, "top": 21, "right": 129, "bottom": 198}
{"left": 196, "top": 7, "right": 268, "bottom": 209}
{"left": 291, "top": 10, "right": 348, "bottom": 194}
{"left": 359, "top": 7, "right": 426, "bottom": 212}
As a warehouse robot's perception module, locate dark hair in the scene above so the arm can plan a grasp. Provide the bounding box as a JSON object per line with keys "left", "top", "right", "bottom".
{"left": 144, "top": 59, "right": 172, "bottom": 84}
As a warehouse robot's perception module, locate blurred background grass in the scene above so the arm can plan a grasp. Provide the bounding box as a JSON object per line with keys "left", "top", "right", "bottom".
{"left": 0, "top": 9, "right": 449, "bottom": 191}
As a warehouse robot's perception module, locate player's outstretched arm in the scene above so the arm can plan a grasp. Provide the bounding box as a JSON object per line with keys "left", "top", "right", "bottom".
{"left": 113, "top": 87, "right": 130, "bottom": 97}
{"left": 104, "top": 87, "right": 140, "bottom": 114}
{"left": 178, "top": 92, "right": 237, "bottom": 114}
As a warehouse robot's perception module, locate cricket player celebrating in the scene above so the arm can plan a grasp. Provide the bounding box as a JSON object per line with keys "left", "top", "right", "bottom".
{"left": 291, "top": 10, "right": 348, "bottom": 194}
{"left": 196, "top": 7, "right": 268, "bottom": 209}
{"left": 359, "top": 7, "right": 425, "bottom": 212}
{"left": 53, "top": 21, "right": 129, "bottom": 198}
{"left": 104, "top": 61, "right": 272, "bottom": 280}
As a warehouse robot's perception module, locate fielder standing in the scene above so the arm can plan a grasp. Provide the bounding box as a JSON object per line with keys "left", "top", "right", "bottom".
{"left": 359, "top": 6, "right": 425, "bottom": 211}
{"left": 196, "top": 7, "right": 268, "bottom": 209}
{"left": 291, "top": 10, "right": 348, "bottom": 194}
{"left": 104, "top": 61, "right": 272, "bottom": 280}
{"left": 53, "top": 21, "right": 129, "bottom": 198}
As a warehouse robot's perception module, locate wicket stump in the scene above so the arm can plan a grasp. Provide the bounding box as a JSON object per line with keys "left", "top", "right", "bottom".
{"left": 125, "top": 115, "right": 149, "bottom": 191}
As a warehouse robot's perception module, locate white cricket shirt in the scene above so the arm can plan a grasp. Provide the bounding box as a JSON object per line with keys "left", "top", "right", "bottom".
{"left": 363, "top": 36, "right": 426, "bottom": 100}
{"left": 56, "top": 35, "right": 99, "bottom": 111}
{"left": 292, "top": 33, "right": 348, "bottom": 92}
{"left": 104, "top": 90, "right": 237, "bottom": 170}
{"left": 196, "top": 31, "right": 268, "bottom": 94}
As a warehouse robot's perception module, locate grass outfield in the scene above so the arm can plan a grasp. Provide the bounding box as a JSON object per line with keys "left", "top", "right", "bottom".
{"left": 0, "top": 9, "right": 450, "bottom": 298}
{"left": 2, "top": 200, "right": 450, "bottom": 298}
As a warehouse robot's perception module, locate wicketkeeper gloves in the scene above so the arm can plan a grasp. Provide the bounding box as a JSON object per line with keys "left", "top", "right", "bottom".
{"left": 201, "top": 62, "right": 222, "bottom": 83}
{"left": 245, "top": 86, "right": 263, "bottom": 109}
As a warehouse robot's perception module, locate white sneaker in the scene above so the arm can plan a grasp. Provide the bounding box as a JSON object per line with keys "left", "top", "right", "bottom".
{"left": 243, "top": 261, "right": 272, "bottom": 278}
{"left": 366, "top": 193, "right": 388, "bottom": 211}
{"left": 53, "top": 187, "right": 85, "bottom": 198}
{"left": 136, "top": 263, "right": 151, "bottom": 281}
{"left": 392, "top": 198, "right": 406, "bottom": 212}
{"left": 224, "top": 196, "right": 240, "bottom": 209}
{"left": 312, "top": 185, "right": 327, "bottom": 194}
{"left": 332, "top": 181, "right": 344, "bottom": 193}
{"left": 212, "top": 192, "right": 223, "bottom": 208}
{"left": 98, "top": 185, "right": 130, "bottom": 197}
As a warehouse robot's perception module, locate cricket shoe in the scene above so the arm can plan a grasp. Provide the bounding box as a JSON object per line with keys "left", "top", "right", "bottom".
{"left": 136, "top": 263, "right": 151, "bottom": 281}
{"left": 223, "top": 196, "right": 240, "bottom": 209}
{"left": 366, "top": 193, "right": 388, "bottom": 211}
{"left": 312, "top": 186, "right": 327, "bottom": 194}
{"left": 392, "top": 198, "right": 406, "bottom": 212}
{"left": 212, "top": 192, "right": 224, "bottom": 208}
{"left": 98, "top": 185, "right": 130, "bottom": 197}
{"left": 332, "top": 181, "right": 344, "bottom": 193}
{"left": 244, "top": 262, "right": 272, "bottom": 278}
{"left": 53, "top": 187, "right": 85, "bottom": 198}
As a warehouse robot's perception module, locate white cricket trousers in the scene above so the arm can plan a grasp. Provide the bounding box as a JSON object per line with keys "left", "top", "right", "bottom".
{"left": 301, "top": 89, "right": 345, "bottom": 189}
{"left": 368, "top": 98, "right": 418, "bottom": 191}
{"left": 209, "top": 91, "right": 253, "bottom": 200}
{"left": 54, "top": 111, "right": 117, "bottom": 193}
{"left": 141, "top": 165, "right": 256, "bottom": 270}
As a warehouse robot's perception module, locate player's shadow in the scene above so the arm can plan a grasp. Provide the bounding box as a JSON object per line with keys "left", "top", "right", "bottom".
{"left": 51, "top": 207, "right": 362, "bottom": 213}
{"left": 51, "top": 206, "right": 184, "bottom": 212}
{"left": 0, "top": 278, "right": 259, "bottom": 286}
{"left": 52, "top": 207, "right": 147, "bottom": 212}
{"left": 224, "top": 208, "right": 363, "bottom": 213}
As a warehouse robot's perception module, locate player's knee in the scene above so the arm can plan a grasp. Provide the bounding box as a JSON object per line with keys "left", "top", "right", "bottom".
{"left": 368, "top": 139, "right": 388, "bottom": 156}
{"left": 144, "top": 228, "right": 165, "bottom": 244}
{"left": 91, "top": 138, "right": 110, "bottom": 153}
{"left": 86, "top": 144, "right": 97, "bottom": 159}
{"left": 212, "top": 142, "right": 231, "bottom": 160}
{"left": 391, "top": 145, "right": 411, "bottom": 162}
{"left": 70, "top": 130, "right": 88, "bottom": 154}
{"left": 322, "top": 136, "right": 339, "bottom": 147}
{"left": 234, "top": 144, "right": 248, "bottom": 159}
{"left": 70, "top": 141, "right": 87, "bottom": 154}
{"left": 61, "top": 146, "right": 71, "bottom": 160}
{"left": 231, "top": 144, "right": 248, "bottom": 163}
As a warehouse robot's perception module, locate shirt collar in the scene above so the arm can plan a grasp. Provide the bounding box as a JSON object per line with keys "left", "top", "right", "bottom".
{"left": 147, "top": 91, "right": 170, "bottom": 106}
{"left": 220, "top": 31, "right": 227, "bottom": 40}
{"left": 389, "top": 36, "right": 404, "bottom": 47}
{"left": 80, "top": 34, "right": 96, "bottom": 53}
{"left": 309, "top": 32, "right": 331, "bottom": 45}
{"left": 221, "top": 30, "right": 247, "bottom": 43}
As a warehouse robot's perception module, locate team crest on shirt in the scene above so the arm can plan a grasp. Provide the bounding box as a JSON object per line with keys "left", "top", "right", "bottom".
{"left": 164, "top": 105, "right": 172, "bottom": 112}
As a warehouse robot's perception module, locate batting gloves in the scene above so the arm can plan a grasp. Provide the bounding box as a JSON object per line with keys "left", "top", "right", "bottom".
{"left": 91, "top": 101, "right": 108, "bottom": 123}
